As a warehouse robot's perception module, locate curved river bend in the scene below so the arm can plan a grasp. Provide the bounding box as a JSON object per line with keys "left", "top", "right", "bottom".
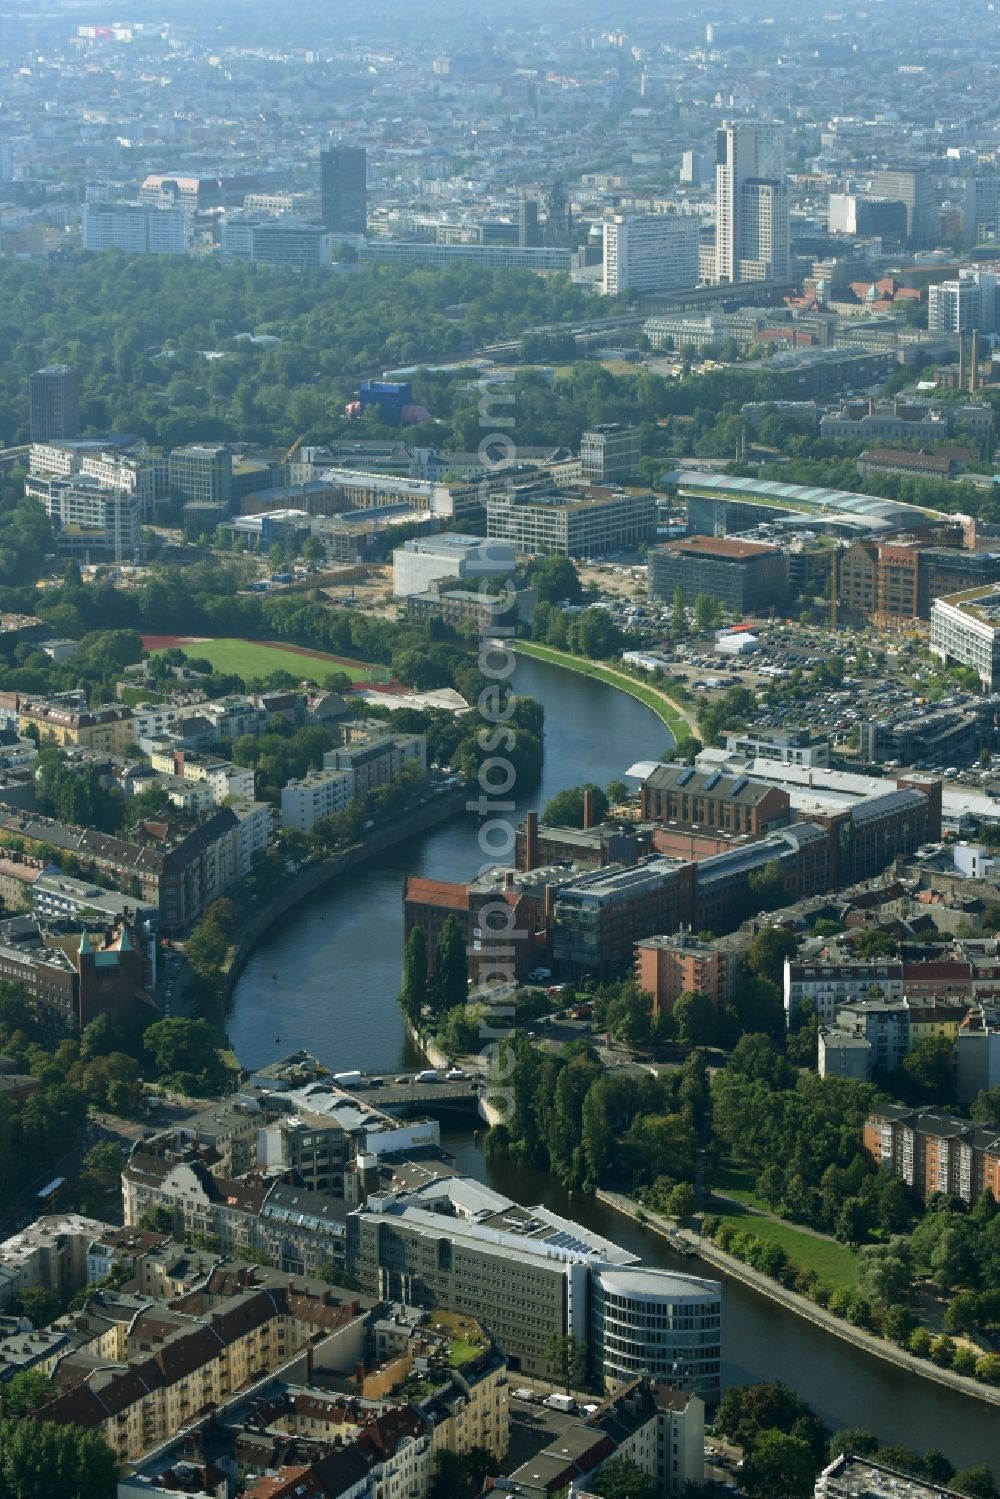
{"left": 229, "top": 655, "right": 998, "bottom": 1468}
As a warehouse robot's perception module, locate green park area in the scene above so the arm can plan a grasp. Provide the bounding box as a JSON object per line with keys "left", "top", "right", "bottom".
{"left": 710, "top": 1199, "right": 859, "bottom": 1293}
{"left": 153, "top": 636, "right": 388, "bottom": 684}
{"left": 513, "top": 639, "right": 694, "bottom": 744}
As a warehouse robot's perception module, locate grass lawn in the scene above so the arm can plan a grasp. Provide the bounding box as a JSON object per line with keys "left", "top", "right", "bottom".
{"left": 151, "top": 637, "right": 384, "bottom": 684}
{"left": 712, "top": 1162, "right": 771, "bottom": 1211}
{"left": 513, "top": 639, "right": 694, "bottom": 743}
{"left": 711, "top": 1202, "right": 858, "bottom": 1292}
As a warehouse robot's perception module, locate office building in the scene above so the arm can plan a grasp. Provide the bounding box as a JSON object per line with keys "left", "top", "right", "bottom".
{"left": 964, "top": 175, "right": 1000, "bottom": 243}
{"left": 320, "top": 145, "right": 367, "bottom": 234}
{"left": 518, "top": 195, "right": 542, "bottom": 248}
{"left": 602, "top": 213, "right": 699, "bottom": 296}
{"left": 649, "top": 536, "right": 787, "bottom": 614}
{"left": 28, "top": 365, "right": 79, "bottom": 443}
{"left": 872, "top": 167, "right": 937, "bottom": 247}
{"left": 82, "top": 200, "right": 188, "bottom": 255}
{"left": 928, "top": 270, "right": 999, "bottom": 334}
{"left": 580, "top": 425, "right": 641, "bottom": 484}
{"left": 640, "top": 763, "right": 791, "bottom": 835}
{"left": 723, "top": 727, "right": 829, "bottom": 768}
{"left": 168, "top": 444, "right": 233, "bottom": 508}
{"left": 221, "top": 218, "right": 334, "bottom": 268}
{"left": 486, "top": 486, "right": 656, "bottom": 558}
{"left": 26, "top": 475, "right": 141, "bottom": 561}
{"left": 930, "top": 586, "right": 1000, "bottom": 691}
{"left": 827, "top": 193, "right": 908, "bottom": 241}
{"left": 392, "top": 533, "right": 516, "bottom": 598}
{"left": 714, "top": 120, "right": 789, "bottom": 284}
{"left": 358, "top": 240, "right": 574, "bottom": 272}
{"left": 347, "top": 1176, "right": 722, "bottom": 1398}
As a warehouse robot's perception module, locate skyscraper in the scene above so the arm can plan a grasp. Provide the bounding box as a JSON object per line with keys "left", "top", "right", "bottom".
{"left": 518, "top": 195, "right": 542, "bottom": 248}
{"left": 29, "top": 365, "right": 80, "bottom": 442}
{"left": 320, "top": 146, "right": 367, "bottom": 235}
{"left": 714, "top": 120, "right": 789, "bottom": 284}
{"left": 872, "top": 167, "right": 937, "bottom": 248}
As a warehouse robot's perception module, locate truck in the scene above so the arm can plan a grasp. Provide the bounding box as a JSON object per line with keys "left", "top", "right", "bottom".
{"left": 333, "top": 1070, "right": 362, "bottom": 1087}
{"left": 544, "top": 1393, "right": 576, "bottom": 1413}
{"left": 414, "top": 1068, "right": 439, "bottom": 1083}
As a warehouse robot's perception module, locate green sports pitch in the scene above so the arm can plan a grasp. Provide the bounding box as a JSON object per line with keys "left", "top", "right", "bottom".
{"left": 149, "top": 637, "right": 390, "bottom": 684}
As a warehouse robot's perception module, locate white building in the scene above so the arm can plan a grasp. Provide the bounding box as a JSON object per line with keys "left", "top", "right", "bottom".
{"left": 24, "top": 474, "right": 141, "bottom": 561}
{"left": 783, "top": 957, "right": 905, "bottom": 1024}
{"left": 928, "top": 270, "right": 999, "bottom": 334}
{"left": 602, "top": 213, "right": 699, "bottom": 296}
{"left": 714, "top": 119, "right": 789, "bottom": 284}
{"left": 281, "top": 768, "right": 355, "bottom": 833}
{"left": 930, "top": 586, "right": 1000, "bottom": 692}
{"left": 392, "top": 533, "right": 516, "bottom": 598}
{"left": 231, "top": 799, "right": 273, "bottom": 871}
{"left": 83, "top": 200, "right": 189, "bottom": 255}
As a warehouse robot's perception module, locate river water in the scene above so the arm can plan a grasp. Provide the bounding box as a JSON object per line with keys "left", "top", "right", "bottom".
{"left": 229, "top": 656, "right": 999, "bottom": 1468}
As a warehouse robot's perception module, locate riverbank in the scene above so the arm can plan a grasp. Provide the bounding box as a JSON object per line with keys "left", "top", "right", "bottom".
{"left": 596, "top": 1188, "right": 1000, "bottom": 1412}
{"left": 221, "top": 789, "right": 469, "bottom": 1002}
{"left": 512, "top": 640, "right": 695, "bottom": 742}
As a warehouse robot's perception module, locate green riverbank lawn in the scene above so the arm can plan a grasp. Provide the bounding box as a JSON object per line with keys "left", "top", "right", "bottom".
{"left": 712, "top": 1203, "right": 859, "bottom": 1292}
{"left": 513, "top": 640, "right": 693, "bottom": 741}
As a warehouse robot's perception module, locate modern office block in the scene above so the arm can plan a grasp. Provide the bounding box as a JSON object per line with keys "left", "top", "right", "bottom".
{"left": 320, "top": 145, "right": 367, "bottom": 234}
{"left": 602, "top": 213, "right": 699, "bottom": 295}
{"left": 28, "top": 365, "right": 80, "bottom": 443}
{"left": 715, "top": 120, "right": 789, "bottom": 284}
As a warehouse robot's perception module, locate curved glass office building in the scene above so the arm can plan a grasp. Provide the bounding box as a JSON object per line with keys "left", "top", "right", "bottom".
{"left": 591, "top": 1266, "right": 722, "bottom": 1402}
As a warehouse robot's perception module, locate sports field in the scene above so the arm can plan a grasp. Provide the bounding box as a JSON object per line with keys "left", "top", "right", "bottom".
{"left": 144, "top": 635, "right": 389, "bottom": 684}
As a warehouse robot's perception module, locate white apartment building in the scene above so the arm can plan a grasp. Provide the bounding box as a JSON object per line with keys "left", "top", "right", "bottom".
{"left": 714, "top": 119, "right": 789, "bottom": 284}
{"left": 928, "top": 270, "right": 999, "bottom": 334}
{"left": 231, "top": 799, "right": 273, "bottom": 871}
{"left": 783, "top": 957, "right": 905, "bottom": 1024}
{"left": 602, "top": 213, "right": 699, "bottom": 296}
{"left": 281, "top": 768, "right": 355, "bottom": 833}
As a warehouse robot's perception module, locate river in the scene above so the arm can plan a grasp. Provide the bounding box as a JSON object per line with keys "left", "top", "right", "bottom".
{"left": 229, "top": 654, "right": 1000, "bottom": 1468}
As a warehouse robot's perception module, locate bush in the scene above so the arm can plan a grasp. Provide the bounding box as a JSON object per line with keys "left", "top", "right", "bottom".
{"left": 952, "top": 1346, "right": 979, "bottom": 1376}
{"left": 930, "top": 1335, "right": 956, "bottom": 1368}
{"left": 974, "top": 1352, "right": 1000, "bottom": 1383}
{"left": 908, "top": 1328, "right": 933, "bottom": 1358}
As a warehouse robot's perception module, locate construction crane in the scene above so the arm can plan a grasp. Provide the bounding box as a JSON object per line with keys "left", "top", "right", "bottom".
{"left": 283, "top": 433, "right": 306, "bottom": 467}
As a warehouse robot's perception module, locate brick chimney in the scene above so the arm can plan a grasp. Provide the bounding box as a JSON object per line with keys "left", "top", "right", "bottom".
{"left": 524, "top": 810, "right": 539, "bottom": 871}
{"left": 583, "top": 788, "right": 595, "bottom": 830}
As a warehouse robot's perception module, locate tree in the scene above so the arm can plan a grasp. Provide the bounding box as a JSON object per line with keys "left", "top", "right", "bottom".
{"left": 605, "top": 982, "right": 653, "bottom": 1049}
{"left": 0, "top": 1420, "right": 118, "bottom": 1499}
{"left": 951, "top": 1466, "right": 999, "bottom": 1499}
{"left": 747, "top": 859, "right": 786, "bottom": 913}
{"left": 430, "top": 915, "right": 468, "bottom": 1015}
{"left": 543, "top": 783, "right": 609, "bottom": 829}
{"left": 399, "top": 925, "right": 429, "bottom": 1026}
{"left": 901, "top": 1035, "right": 956, "bottom": 1105}
{"left": 16, "top": 1286, "right": 60, "bottom": 1328}
{"left": 545, "top": 1332, "right": 588, "bottom": 1390}
{"left": 143, "top": 1017, "right": 225, "bottom": 1093}
{"left": 748, "top": 928, "right": 797, "bottom": 986}
{"left": 715, "top": 1382, "right": 828, "bottom": 1465}
{"left": 672, "top": 990, "right": 719, "bottom": 1048}
{"left": 1, "top": 1369, "right": 55, "bottom": 1416}
{"left": 592, "top": 1457, "right": 658, "bottom": 1499}
{"left": 742, "top": 1430, "right": 816, "bottom": 1499}
{"left": 828, "top": 1429, "right": 879, "bottom": 1460}
{"left": 856, "top": 1240, "right": 912, "bottom": 1307}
